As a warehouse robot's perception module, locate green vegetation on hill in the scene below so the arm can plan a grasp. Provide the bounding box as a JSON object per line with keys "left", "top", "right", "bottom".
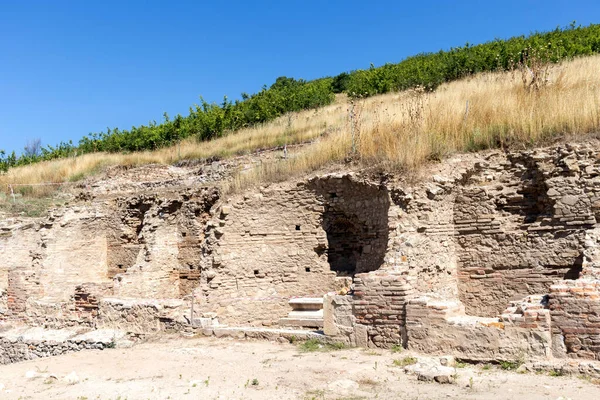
{"left": 339, "top": 22, "right": 600, "bottom": 96}
{"left": 2, "top": 22, "right": 600, "bottom": 174}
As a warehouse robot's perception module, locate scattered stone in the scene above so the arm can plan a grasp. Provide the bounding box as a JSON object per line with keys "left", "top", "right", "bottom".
{"left": 414, "top": 365, "right": 456, "bottom": 384}
{"left": 327, "top": 379, "right": 359, "bottom": 392}
{"left": 63, "top": 371, "right": 80, "bottom": 385}
{"left": 25, "top": 370, "right": 37, "bottom": 379}
{"left": 426, "top": 185, "right": 444, "bottom": 199}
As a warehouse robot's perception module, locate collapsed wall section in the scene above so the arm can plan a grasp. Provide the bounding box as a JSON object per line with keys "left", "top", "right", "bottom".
{"left": 110, "top": 189, "right": 218, "bottom": 300}
{"left": 405, "top": 295, "right": 553, "bottom": 360}
{"left": 0, "top": 188, "right": 218, "bottom": 329}
{"left": 384, "top": 178, "right": 459, "bottom": 299}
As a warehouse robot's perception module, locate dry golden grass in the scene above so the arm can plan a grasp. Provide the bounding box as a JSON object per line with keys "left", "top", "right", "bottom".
{"left": 355, "top": 54, "right": 600, "bottom": 166}
{"left": 3, "top": 54, "right": 600, "bottom": 194}
{"left": 232, "top": 55, "right": 600, "bottom": 189}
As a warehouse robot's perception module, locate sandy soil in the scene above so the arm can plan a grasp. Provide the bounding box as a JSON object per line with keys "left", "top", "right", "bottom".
{"left": 0, "top": 336, "right": 599, "bottom": 400}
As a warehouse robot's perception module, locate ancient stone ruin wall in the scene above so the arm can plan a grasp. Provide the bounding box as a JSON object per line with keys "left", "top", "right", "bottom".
{"left": 405, "top": 295, "right": 553, "bottom": 361}
{"left": 325, "top": 143, "right": 600, "bottom": 361}
{"left": 0, "top": 337, "right": 108, "bottom": 365}
{"left": 384, "top": 178, "right": 460, "bottom": 300}
{"left": 96, "top": 298, "right": 186, "bottom": 334}
{"left": 0, "top": 328, "right": 123, "bottom": 365}
{"left": 0, "top": 222, "right": 42, "bottom": 321}
{"left": 198, "top": 184, "right": 331, "bottom": 327}
{"left": 2, "top": 141, "right": 600, "bottom": 366}
{"left": 0, "top": 207, "right": 114, "bottom": 326}
{"left": 110, "top": 189, "right": 218, "bottom": 299}
{"left": 307, "top": 176, "right": 390, "bottom": 275}
{"left": 71, "top": 283, "right": 114, "bottom": 326}
{"left": 0, "top": 173, "right": 397, "bottom": 331}
{"left": 0, "top": 188, "right": 218, "bottom": 329}
{"left": 199, "top": 175, "right": 391, "bottom": 326}
{"left": 455, "top": 148, "right": 596, "bottom": 317}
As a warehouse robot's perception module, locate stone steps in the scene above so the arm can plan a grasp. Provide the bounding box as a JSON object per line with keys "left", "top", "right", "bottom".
{"left": 279, "top": 297, "right": 324, "bottom": 328}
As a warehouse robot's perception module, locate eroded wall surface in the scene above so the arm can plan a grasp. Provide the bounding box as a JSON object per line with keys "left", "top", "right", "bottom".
{"left": 0, "top": 188, "right": 218, "bottom": 327}
{"left": 199, "top": 175, "right": 391, "bottom": 325}
{"left": 454, "top": 150, "right": 595, "bottom": 317}
{"left": 326, "top": 142, "right": 600, "bottom": 360}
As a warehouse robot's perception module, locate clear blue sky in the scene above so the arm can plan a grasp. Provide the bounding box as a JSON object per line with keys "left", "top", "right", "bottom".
{"left": 0, "top": 0, "right": 598, "bottom": 154}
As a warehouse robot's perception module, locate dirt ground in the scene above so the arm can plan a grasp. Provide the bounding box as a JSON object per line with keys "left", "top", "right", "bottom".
{"left": 0, "top": 335, "right": 599, "bottom": 400}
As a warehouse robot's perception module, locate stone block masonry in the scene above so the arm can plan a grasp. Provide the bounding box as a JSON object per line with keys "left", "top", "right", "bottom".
{"left": 0, "top": 327, "right": 125, "bottom": 364}
{"left": 97, "top": 298, "right": 186, "bottom": 334}
{"left": 405, "top": 295, "right": 553, "bottom": 361}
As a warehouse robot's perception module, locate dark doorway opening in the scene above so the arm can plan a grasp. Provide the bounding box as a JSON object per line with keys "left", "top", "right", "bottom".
{"left": 309, "top": 176, "right": 390, "bottom": 277}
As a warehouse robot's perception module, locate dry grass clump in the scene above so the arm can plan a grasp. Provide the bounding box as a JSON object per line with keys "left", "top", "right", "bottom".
{"left": 3, "top": 54, "right": 600, "bottom": 194}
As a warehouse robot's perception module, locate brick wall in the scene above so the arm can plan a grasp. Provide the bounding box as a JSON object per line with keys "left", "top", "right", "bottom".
{"left": 454, "top": 148, "right": 596, "bottom": 317}
{"left": 353, "top": 273, "right": 414, "bottom": 348}
{"left": 549, "top": 280, "right": 600, "bottom": 360}
{"left": 6, "top": 269, "right": 42, "bottom": 319}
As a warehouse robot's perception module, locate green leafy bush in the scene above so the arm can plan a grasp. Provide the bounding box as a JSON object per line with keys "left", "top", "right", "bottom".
{"left": 344, "top": 22, "right": 600, "bottom": 97}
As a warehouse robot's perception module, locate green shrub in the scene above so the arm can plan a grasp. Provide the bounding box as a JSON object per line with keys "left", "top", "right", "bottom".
{"left": 500, "top": 360, "right": 521, "bottom": 371}
{"left": 390, "top": 344, "right": 403, "bottom": 353}
{"left": 345, "top": 22, "right": 600, "bottom": 98}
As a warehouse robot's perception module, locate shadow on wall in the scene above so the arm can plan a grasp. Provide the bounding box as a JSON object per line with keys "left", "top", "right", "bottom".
{"left": 308, "top": 176, "right": 390, "bottom": 277}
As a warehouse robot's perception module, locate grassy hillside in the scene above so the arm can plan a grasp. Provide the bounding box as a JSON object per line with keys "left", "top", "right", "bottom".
{"left": 2, "top": 53, "right": 600, "bottom": 195}
{"left": 1, "top": 23, "right": 599, "bottom": 173}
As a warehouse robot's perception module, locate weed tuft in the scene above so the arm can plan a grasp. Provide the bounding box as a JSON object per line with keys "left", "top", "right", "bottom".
{"left": 499, "top": 360, "right": 522, "bottom": 371}
{"left": 298, "top": 339, "right": 347, "bottom": 352}
{"left": 393, "top": 356, "right": 417, "bottom": 367}
{"left": 390, "top": 344, "right": 403, "bottom": 353}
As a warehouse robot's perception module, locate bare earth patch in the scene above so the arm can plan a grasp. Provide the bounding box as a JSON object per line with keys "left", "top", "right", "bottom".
{"left": 0, "top": 336, "right": 599, "bottom": 400}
